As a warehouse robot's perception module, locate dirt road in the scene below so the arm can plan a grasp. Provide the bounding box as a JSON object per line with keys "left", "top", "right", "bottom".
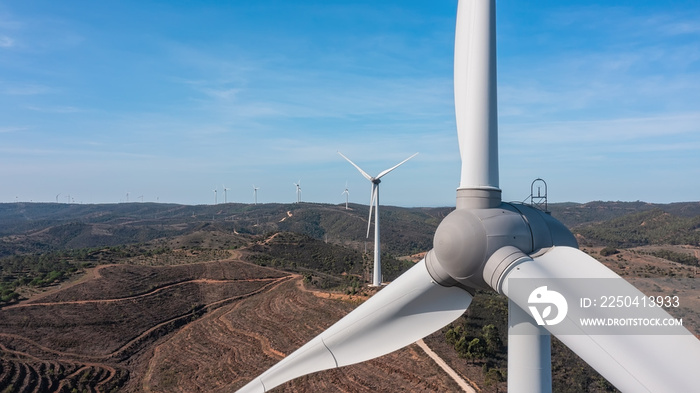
{"left": 416, "top": 339, "right": 477, "bottom": 393}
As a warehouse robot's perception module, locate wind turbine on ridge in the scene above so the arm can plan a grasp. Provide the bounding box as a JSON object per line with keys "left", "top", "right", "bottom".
{"left": 223, "top": 185, "right": 230, "bottom": 204}
{"left": 253, "top": 185, "right": 259, "bottom": 205}
{"left": 237, "top": 1, "right": 700, "bottom": 392}
{"left": 338, "top": 151, "right": 418, "bottom": 287}
{"left": 341, "top": 182, "right": 349, "bottom": 210}
{"left": 293, "top": 180, "right": 302, "bottom": 203}
{"left": 213, "top": 187, "right": 217, "bottom": 205}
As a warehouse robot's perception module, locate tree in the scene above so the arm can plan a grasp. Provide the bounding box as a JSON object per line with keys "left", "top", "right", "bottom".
{"left": 482, "top": 324, "right": 503, "bottom": 355}
{"left": 484, "top": 367, "right": 506, "bottom": 387}
{"left": 467, "top": 338, "right": 486, "bottom": 361}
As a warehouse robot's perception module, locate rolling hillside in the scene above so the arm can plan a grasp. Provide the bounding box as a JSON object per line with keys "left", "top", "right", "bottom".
{"left": 0, "top": 200, "right": 698, "bottom": 392}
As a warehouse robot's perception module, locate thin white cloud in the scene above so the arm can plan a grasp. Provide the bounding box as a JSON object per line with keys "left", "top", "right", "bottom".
{"left": 0, "top": 126, "right": 28, "bottom": 133}
{"left": 198, "top": 87, "right": 241, "bottom": 100}
{"left": 25, "top": 105, "right": 82, "bottom": 113}
{"left": 1, "top": 83, "right": 52, "bottom": 95}
{"left": 503, "top": 112, "right": 700, "bottom": 145}
{"left": 0, "top": 35, "right": 13, "bottom": 47}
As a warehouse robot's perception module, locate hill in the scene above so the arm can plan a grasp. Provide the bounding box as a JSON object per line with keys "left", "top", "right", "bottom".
{"left": 0, "top": 202, "right": 445, "bottom": 258}
{"left": 3, "top": 200, "right": 699, "bottom": 256}
{"left": 0, "top": 200, "right": 698, "bottom": 392}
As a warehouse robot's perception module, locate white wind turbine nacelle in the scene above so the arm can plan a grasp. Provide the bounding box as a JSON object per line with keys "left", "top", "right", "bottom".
{"left": 236, "top": 1, "right": 700, "bottom": 392}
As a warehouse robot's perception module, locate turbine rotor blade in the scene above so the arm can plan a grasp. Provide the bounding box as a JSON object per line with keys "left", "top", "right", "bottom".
{"left": 366, "top": 184, "right": 377, "bottom": 238}
{"left": 454, "top": 0, "right": 499, "bottom": 190}
{"left": 375, "top": 152, "right": 418, "bottom": 180}
{"left": 501, "top": 246, "right": 700, "bottom": 392}
{"left": 236, "top": 259, "right": 473, "bottom": 393}
{"left": 337, "top": 151, "right": 373, "bottom": 181}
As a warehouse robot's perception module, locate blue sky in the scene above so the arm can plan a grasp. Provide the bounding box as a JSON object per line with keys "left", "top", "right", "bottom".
{"left": 1, "top": 0, "right": 699, "bottom": 206}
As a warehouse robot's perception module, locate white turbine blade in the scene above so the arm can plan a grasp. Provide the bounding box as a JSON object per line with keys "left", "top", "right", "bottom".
{"left": 454, "top": 0, "right": 499, "bottom": 190}
{"left": 501, "top": 246, "right": 700, "bottom": 393}
{"left": 366, "top": 184, "right": 377, "bottom": 238}
{"left": 236, "top": 260, "right": 472, "bottom": 393}
{"left": 375, "top": 152, "right": 418, "bottom": 180}
{"left": 338, "top": 151, "right": 373, "bottom": 181}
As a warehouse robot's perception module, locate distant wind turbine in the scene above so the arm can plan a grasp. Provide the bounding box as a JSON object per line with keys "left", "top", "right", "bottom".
{"left": 338, "top": 151, "right": 418, "bottom": 286}
{"left": 341, "top": 182, "right": 349, "bottom": 210}
{"left": 293, "top": 180, "right": 302, "bottom": 203}
{"left": 253, "top": 185, "right": 260, "bottom": 205}
{"left": 56, "top": 193, "right": 61, "bottom": 203}
{"left": 213, "top": 188, "right": 218, "bottom": 205}
{"left": 223, "top": 185, "right": 230, "bottom": 204}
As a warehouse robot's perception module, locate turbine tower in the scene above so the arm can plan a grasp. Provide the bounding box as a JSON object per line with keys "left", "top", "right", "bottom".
{"left": 253, "top": 185, "right": 259, "bottom": 205}
{"left": 237, "top": 1, "right": 700, "bottom": 392}
{"left": 338, "top": 151, "right": 417, "bottom": 287}
{"left": 213, "top": 188, "right": 217, "bottom": 205}
{"left": 223, "top": 185, "right": 230, "bottom": 204}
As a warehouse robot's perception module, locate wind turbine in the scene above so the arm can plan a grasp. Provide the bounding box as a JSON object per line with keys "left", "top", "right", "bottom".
{"left": 223, "top": 185, "right": 230, "bottom": 204}
{"left": 341, "top": 182, "right": 349, "bottom": 210}
{"left": 253, "top": 185, "right": 259, "bottom": 205}
{"left": 338, "top": 151, "right": 417, "bottom": 287}
{"left": 213, "top": 187, "right": 217, "bottom": 205}
{"left": 293, "top": 180, "right": 302, "bottom": 203}
{"left": 237, "top": 1, "right": 700, "bottom": 392}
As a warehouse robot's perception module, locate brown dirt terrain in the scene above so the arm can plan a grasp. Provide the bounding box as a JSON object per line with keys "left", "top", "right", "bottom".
{"left": 141, "top": 274, "right": 464, "bottom": 393}
{"left": 0, "top": 256, "right": 293, "bottom": 392}
{"left": 1, "top": 241, "right": 696, "bottom": 393}
{"left": 0, "top": 252, "right": 465, "bottom": 393}
{"left": 582, "top": 246, "right": 700, "bottom": 334}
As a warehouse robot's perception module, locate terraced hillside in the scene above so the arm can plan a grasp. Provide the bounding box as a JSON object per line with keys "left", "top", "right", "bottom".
{"left": 0, "top": 256, "right": 291, "bottom": 392}
{"left": 0, "top": 249, "right": 468, "bottom": 392}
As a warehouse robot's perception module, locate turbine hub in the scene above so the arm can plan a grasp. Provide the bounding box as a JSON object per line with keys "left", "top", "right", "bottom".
{"left": 426, "top": 203, "right": 577, "bottom": 290}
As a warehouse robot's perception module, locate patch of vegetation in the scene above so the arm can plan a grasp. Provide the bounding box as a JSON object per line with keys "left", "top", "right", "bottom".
{"left": 641, "top": 249, "right": 698, "bottom": 266}
{"left": 443, "top": 291, "right": 618, "bottom": 392}
{"left": 443, "top": 291, "right": 508, "bottom": 382}
{"left": 575, "top": 209, "right": 700, "bottom": 247}
{"left": 552, "top": 338, "right": 618, "bottom": 392}
{"left": 0, "top": 245, "right": 173, "bottom": 306}
{"left": 599, "top": 247, "right": 619, "bottom": 256}
{"left": 246, "top": 232, "right": 414, "bottom": 289}
{"left": 0, "top": 249, "right": 83, "bottom": 305}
